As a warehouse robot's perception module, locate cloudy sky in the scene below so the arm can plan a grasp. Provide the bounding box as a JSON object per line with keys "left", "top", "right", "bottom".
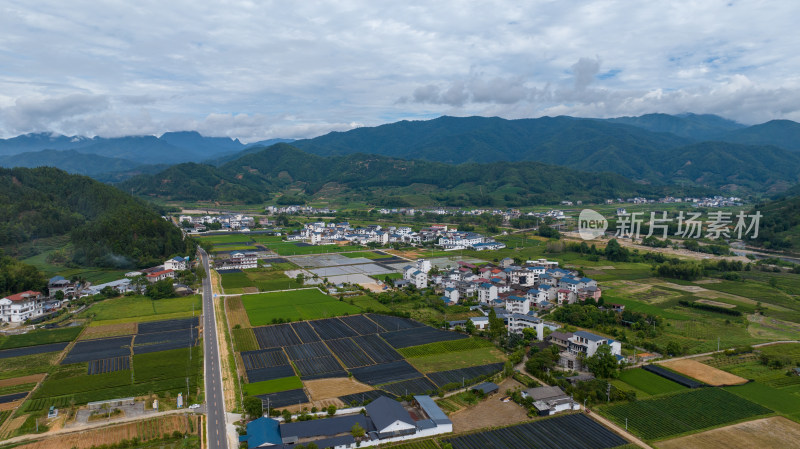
{"left": 1, "top": 0, "right": 799, "bottom": 141}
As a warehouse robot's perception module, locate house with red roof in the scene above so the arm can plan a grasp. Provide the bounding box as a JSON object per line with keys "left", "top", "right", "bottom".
{"left": 145, "top": 269, "right": 175, "bottom": 283}
{"left": 0, "top": 291, "right": 45, "bottom": 323}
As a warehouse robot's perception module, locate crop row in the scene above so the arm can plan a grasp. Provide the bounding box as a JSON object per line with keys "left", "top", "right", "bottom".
{"left": 601, "top": 388, "right": 772, "bottom": 440}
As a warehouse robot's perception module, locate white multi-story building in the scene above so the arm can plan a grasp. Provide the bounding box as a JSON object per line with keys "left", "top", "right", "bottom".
{"left": 164, "top": 257, "right": 188, "bottom": 271}
{"left": 507, "top": 313, "right": 543, "bottom": 339}
{"left": 505, "top": 296, "right": 531, "bottom": 315}
{"left": 0, "top": 291, "right": 45, "bottom": 323}
{"left": 477, "top": 283, "right": 498, "bottom": 304}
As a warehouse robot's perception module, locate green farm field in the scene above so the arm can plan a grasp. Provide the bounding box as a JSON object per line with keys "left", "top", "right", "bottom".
{"left": 406, "top": 346, "right": 506, "bottom": 373}
{"left": 601, "top": 388, "right": 772, "bottom": 441}
{"left": 195, "top": 234, "right": 253, "bottom": 245}
{"left": 398, "top": 337, "right": 495, "bottom": 358}
{"left": 243, "top": 376, "right": 303, "bottom": 396}
{"left": 0, "top": 326, "right": 83, "bottom": 350}
{"left": 0, "top": 351, "right": 62, "bottom": 380}
{"left": 263, "top": 242, "right": 363, "bottom": 256}
{"left": 241, "top": 289, "right": 361, "bottom": 325}
{"left": 725, "top": 382, "right": 800, "bottom": 421}
{"left": 82, "top": 295, "right": 202, "bottom": 326}
{"left": 617, "top": 368, "right": 686, "bottom": 396}
{"left": 24, "top": 346, "right": 204, "bottom": 412}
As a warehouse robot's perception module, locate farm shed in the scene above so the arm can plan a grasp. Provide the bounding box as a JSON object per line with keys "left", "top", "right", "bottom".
{"left": 472, "top": 382, "right": 499, "bottom": 395}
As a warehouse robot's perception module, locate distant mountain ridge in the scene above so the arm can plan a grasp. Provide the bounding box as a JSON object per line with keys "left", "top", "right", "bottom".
{"left": 0, "top": 131, "right": 294, "bottom": 165}
{"left": 4, "top": 113, "right": 800, "bottom": 194}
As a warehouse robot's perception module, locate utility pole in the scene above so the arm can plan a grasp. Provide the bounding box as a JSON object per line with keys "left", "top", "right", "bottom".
{"left": 718, "top": 336, "right": 720, "bottom": 352}
{"left": 606, "top": 383, "right": 611, "bottom": 403}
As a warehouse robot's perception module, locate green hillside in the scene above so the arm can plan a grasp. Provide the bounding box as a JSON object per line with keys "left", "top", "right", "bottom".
{"left": 0, "top": 167, "right": 194, "bottom": 268}
{"left": 121, "top": 143, "right": 679, "bottom": 206}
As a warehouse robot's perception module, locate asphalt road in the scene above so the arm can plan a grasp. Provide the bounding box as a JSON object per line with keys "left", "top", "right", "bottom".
{"left": 200, "top": 249, "right": 228, "bottom": 449}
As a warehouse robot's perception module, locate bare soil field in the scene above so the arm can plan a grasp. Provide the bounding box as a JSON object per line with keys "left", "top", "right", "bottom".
{"left": 656, "top": 416, "right": 800, "bottom": 449}
{"left": 80, "top": 322, "right": 137, "bottom": 340}
{"left": 0, "top": 374, "right": 45, "bottom": 388}
{"left": 693, "top": 279, "right": 722, "bottom": 284}
{"left": 242, "top": 287, "right": 259, "bottom": 294}
{"left": 695, "top": 299, "right": 737, "bottom": 309}
{"left": 304, "top": 377, "right": 373, "bottom": 400}
{"left": 385, "top": 249, "right": 421, "bottom": 259}
{"left": 226, "top": 295, "right": 251, "bottom": 328}
{"left": 660, "top": 359, "right": 748, "bottom": 386}
{"left": 449, "top": 378, "right": 530, "bottom": 433}
{"left": 0, "top": 399, "right": 24, "bottom": 411}
{"left": 361, "top": 282, "right": 385, "bottom": 293}
{"left": 13, "top": 414, "right": 198, "bottom": 449}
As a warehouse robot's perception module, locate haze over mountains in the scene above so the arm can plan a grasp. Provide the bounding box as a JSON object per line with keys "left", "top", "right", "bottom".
{"left": 2, "top": 113, "right": 800, "bottom": 195}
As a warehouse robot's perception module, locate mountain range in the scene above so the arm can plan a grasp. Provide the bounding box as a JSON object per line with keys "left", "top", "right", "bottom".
{"left": 120, "top": 143, "right": 686, "bottom": 207}
{"left": 2, "top": 113, "right": 800, "bottom": 194}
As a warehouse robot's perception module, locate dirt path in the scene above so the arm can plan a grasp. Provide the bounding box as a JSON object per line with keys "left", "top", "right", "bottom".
{"left": 0, "top": 410, "right": 195, "bottom": 447}
{"left": 586, "top": 411, "right": 654, "bottom": 449}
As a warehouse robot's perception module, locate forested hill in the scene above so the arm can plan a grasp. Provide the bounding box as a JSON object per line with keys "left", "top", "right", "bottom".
{"left": 120, "top": 143, "right": 694, "bottom": 207}
{"left": 0, "top": 167, "right": 194, "bottom": 268}
{"left": 288, "top": 115, "right": 800, "bottom": 192}
{"left": 750, "top": 186, "right": 800, "bottom": 250}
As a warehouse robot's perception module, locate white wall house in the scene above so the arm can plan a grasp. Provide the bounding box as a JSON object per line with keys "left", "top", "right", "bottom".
{"left": 477, "top": 283, "right": 498, "bottom": 304}
{"left": 505, "top": 296, "right": 531, "bottom": 315}
{"left": 0, "top": 291, "right": 45, "bottom": 323}
{"left": 164, "top": 257, "right": 188, "bottom": 271}
{"left": 507, "top": 313, "right": 543, "bottom": 339}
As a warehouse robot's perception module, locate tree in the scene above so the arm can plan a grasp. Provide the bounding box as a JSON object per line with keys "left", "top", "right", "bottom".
{"left": 488, "top": 308, "right": 505, "bottom": 340}
{"left": 54, "top": 290, "right": 64, "bottom": 301}
{"left": 604, "top": 239, "right": 629, "bottom": 262}
{"left": 145, "top": 278, "right": 174, "bottom": 300}
{"left": 281, "top": 409, "right": 292, "bottom": 423}
{"left": 296, "top": 273, "right": 305, "bottom": 285}
{"left": 243, "top": 396, "right": 263, "bottom": 419}
{"left": 327, "top": 405, "right": 336, "bottom": 416}
{"left": 351, "top": 422, "right": 365, "bottom": 439}
{"left": 465, "top": 319, "right": 476, "bottom": 335}
{"left": 585, "top": 345, "right": 620, "bottom": 378}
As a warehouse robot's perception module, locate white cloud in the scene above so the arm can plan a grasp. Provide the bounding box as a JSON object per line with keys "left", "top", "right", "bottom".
{"left": 1, "top": 0, "right": 800, "bottom": 140}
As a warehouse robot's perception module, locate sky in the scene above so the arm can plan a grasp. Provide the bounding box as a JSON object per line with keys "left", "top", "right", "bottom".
{"left": 1, "top": 0, "right": 799, "bottom": 142}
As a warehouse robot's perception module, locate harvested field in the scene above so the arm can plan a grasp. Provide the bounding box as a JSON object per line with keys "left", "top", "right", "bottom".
{"left": 661, "top": 359, "right": 748, "bottom": 386}
{"left": 13, "top": 414, "right": 199, "bottom": 449}
{"left": 226, "top": 296, "right": 252, "bottom": 328}
{"left": 0, "top": 374, "right": 45, "bottom": 388}
{"left": 79, "top": 322, "right": 137, "bottom": 340}
{"left": 449, "top": 377, "right": 528, "bottom": 433}
{"left": 304, "top": 377, "right": 373, "bottom": 400}
{"left": 657, "top": 416, "right": 800, "bottom": 449}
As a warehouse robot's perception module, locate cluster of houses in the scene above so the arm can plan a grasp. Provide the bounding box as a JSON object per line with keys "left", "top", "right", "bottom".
{"left": 265, "top": 205, "right": 336, "bottom": 215}
{"left": 0, "top": 256, "right": 193, "bottom": 324}
{"left": 179, "top": 213, "right": 256, "bottom": 232}
{"left": 240, "top": 395, "right": 451, "bottom": 449}
{"left": 400, "top": 257, "right": 601, "bottom": 313}
{"left": 290, "top": 222, "right": 505, "bottom": 251}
